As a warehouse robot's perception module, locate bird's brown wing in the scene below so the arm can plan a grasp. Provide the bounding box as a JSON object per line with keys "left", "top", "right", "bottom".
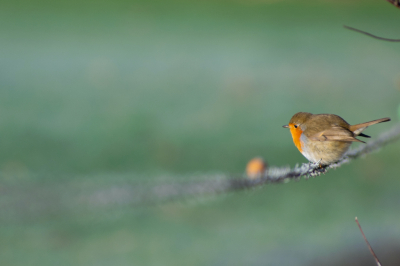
{"left": 308, "top": 126, "right": 365, "bottom": 143}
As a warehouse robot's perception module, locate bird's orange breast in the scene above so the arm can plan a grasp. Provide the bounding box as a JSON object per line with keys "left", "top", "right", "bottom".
{"left": 289, "top": 123, "right": 303, "bottom": 153}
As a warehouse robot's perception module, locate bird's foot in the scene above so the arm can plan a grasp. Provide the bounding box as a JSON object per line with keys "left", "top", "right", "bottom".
{"left": 310, "top": 159, "right": 324, "bottom": 169}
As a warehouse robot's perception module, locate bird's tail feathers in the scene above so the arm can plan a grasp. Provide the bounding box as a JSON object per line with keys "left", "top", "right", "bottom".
{"left": 350, "top": 117, "right": 390, "bottom": 135}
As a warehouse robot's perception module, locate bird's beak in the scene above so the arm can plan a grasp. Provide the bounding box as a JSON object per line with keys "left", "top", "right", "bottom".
{"left": 282, "top": 125, "right": 289, "bottom": 128}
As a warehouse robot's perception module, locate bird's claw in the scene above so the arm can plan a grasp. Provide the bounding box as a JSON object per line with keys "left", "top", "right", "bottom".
{"left": 310, "top": 159, "right": 323, "bottom": 169}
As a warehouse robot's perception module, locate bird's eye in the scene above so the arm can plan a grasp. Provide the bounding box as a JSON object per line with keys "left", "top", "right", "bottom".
{"left": 294, "top": 125, "right": 298, "bottom": 128}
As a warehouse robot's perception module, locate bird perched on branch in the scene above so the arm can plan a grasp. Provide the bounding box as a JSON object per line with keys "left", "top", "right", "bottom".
{"left": 283, "top": 112, "right": 390, "bottom": 165}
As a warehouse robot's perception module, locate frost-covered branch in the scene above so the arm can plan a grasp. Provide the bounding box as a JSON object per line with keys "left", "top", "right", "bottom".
{"left": 82, "top": 124, "right": 400, "bottom": 207}
{"left": 2, "top": 125, "right": 399, "bottom": 218}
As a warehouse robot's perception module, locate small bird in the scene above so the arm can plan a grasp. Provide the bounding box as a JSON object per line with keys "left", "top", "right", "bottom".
{"left": 283, "top": 112, "right": 390, "bottom": 165}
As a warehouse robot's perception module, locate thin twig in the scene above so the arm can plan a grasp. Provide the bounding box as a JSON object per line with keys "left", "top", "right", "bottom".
{"left": 355, "top": 217, "right": 382, "bottom": 266}
{"left": 344, "top": 25, "right": 400, "bottom": 42}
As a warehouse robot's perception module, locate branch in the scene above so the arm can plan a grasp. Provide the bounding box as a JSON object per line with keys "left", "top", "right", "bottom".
{"left": 355, "top": 217, "right": 382, "bottom": 266}
{"left": 344, "top": 25, "right": 400, "bottom": 42}
{"left": 2, "top": 124, "right": 399, "bottom": 219}
{"left": 82, "top": 124, "right": 400, "bottom": 207}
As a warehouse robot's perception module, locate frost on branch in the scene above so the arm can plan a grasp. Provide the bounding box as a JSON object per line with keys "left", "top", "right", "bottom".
{"left": 82, "top": 124, "right": 400, "bottom": 206}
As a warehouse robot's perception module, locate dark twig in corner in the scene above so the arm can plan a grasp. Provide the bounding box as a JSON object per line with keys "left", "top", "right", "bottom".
{"left": 355, "top": 217, "right": 382, "bottom": 266}
{"left": 385, "top": 0, "right": 400, "bottom": 8}
{"left": 344, "top": 25, "right": 400, "bottom": 42}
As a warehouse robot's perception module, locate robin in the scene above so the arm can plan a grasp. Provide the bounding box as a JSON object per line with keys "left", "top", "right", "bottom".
{"left": 283, "top": 112, "right": 390, "bottom": 165}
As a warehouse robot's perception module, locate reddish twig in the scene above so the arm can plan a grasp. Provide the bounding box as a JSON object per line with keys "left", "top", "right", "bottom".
{"left": 355, "top": 217, "right": 382, "bottom": 266}
{"left": 344, "top": 25, "right": 400, "bottom": 42}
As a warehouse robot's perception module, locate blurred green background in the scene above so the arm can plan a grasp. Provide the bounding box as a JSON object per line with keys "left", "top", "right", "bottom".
{"left": 1, "top": 0, "right": 400, "bottom": 265}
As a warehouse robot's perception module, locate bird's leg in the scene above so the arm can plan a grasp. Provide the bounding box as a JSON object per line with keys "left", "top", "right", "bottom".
{"left": 311, "top": 159, "right": 326, "bottom": 170}
{"left": 313, "top": 159, "right": 323, "bottom": 168}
